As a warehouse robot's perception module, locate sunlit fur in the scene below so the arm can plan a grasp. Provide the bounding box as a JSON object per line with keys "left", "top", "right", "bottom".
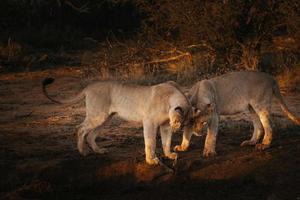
{"left": 175, "top": 71, "right": 300, "bottom": 157}
{"left": 43, "top": 80, "right": 194, "bottom": 165}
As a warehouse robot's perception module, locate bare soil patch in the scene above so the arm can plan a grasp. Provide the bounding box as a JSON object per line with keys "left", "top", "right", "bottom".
{"left": 0, "top": 68, "right": 299, "bottom": 200}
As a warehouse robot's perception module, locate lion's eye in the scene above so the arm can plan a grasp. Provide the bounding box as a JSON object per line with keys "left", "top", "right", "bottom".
{"left": 202, "top": 121, "right": 207, "bottom": 125}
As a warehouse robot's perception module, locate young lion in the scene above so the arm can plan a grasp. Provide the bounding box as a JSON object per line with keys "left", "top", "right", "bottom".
{"left": 175, "top": 71, "right": 300, "bottom": 157}
{"left": 43, "top": 78, "right": 199, "bottom": 165}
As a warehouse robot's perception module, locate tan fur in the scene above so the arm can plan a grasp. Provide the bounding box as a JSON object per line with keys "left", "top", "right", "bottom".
{"left": 43, "top": 79, "right": 195, "bottom": 165}
{"left": 175, "top": 71, "right": 300, "bottom": 157}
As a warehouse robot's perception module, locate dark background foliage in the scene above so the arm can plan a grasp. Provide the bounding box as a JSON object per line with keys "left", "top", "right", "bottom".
{"left": 0, "top": 0, "right": 299, "bottom": 87}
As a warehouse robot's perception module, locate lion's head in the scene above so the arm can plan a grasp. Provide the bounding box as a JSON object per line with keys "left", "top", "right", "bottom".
{"left": 186, "top": 103, "right": 215, "bottom": 136}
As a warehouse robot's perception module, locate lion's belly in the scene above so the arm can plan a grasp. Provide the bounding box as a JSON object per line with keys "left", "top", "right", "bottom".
{"left": 114, "top": 106, "right": 143, "bottom": 122}
{"left": 110, "top": 94, "right": 146, "bottom": 123}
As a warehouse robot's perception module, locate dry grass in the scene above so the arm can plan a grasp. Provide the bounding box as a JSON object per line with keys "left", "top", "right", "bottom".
{"left": 1, "top": 34, "right": 299, "bottom": 92}
{"left": 0, "top": 38, "right": 22, "bottom": 61}
{"left": 276, "top": 66, "right": 300, "bottom": 92}
{"left": 77, "top": 38, "right": 220, "bottom": 86}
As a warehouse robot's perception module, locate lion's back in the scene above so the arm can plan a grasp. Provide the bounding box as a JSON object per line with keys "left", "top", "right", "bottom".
{"left": 211, "top": 71, "right": 275, "bottom": 114}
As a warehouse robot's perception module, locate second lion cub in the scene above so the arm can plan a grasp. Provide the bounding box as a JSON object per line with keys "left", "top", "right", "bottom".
{"left": 175, "top": 71, "right": 300, "bottom": 157}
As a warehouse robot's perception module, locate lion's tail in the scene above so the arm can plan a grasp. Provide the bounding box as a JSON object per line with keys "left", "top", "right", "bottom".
{"left": 42, "top": 78, "right": 85, "bottom": 104}
{"left": 272, "top": 80, "right": 300, "bottom": 125}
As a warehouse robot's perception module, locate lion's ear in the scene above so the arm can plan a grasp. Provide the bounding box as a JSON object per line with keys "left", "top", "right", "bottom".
{"left": 184, "top": 91, "right": 191, "bottom": 99}
{"left": 175, "top": 106, "right": 183, "bottom": 116}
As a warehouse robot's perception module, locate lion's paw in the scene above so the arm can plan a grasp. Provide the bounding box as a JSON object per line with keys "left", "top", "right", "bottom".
{"left": 174, "top": 145, "right": 188, "bottom": 152}
{"left": 78, "top": 147, "right": 89, "bottom": 157}
{"left": 146, "top": 157, "right": 160, "bottom": 165}
{"left": 240, "top": 140, "right": 257, "bottom": 147}
{"left": 255, "top": 143, "right": 270, "bottom": 150}
{"left": 93, "top": 147, "right": 108, "bottom": 154}
{"left": 203, "top": 149, "right": 217, "bottom": 158}
{"left": 166, "top": 152, "right": 178, "bottom": 160}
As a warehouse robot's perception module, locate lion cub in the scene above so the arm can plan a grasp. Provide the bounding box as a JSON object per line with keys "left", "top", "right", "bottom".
{"left": 43, "top": 79, "right": 199, "bottom": 165}
{"left": 175, "top": 71, "right": 300, "bottom": 157}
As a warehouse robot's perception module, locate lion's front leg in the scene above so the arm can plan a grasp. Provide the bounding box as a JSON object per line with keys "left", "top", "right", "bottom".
{"left": 160, "top": 124, "right": 177, "bottom": 161}
{"left": 169, "top": 108, "right": 182, "bottom": 132}
{"left": 143, "top": 120, "right": 159, "bottom": 165}
{"left": 203, "top": 113, "right": 219, "bottom": 158}
{"left": 174, "top": 126, "right": 193, "bottom": 152}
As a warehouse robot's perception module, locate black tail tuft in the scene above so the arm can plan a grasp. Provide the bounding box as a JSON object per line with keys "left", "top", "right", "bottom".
{"left": 43, "top": 77, "right": 55, "bottom": 86}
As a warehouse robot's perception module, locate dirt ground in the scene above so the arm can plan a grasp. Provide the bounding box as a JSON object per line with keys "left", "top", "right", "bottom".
{"left": 0, "top": 67, "right": 299, "bottom": 200}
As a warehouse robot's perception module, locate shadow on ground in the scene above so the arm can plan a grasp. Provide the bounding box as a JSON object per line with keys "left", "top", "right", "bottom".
{"left": 0, "top": 68, "right": 299, "bottom": 200}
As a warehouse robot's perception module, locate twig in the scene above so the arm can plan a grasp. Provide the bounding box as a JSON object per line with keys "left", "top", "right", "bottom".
{"left": 172, "top": 156, "right": 178, "bottom": 168}
{"left": 158, "top": 160, "right": 175, "bottom": 173}
{"left": 106, "top": 37, "right": 113, "bottom": 49}
{"left": 186, "top": 42, "right": 215, "bottom": 52}
{"left": 56, "top": 0, "right": 62, "bottom": 7}
{"left": 64, "top": 1, "right": 89, "bottom": 13}
{"left": 109, "top": 31, "right": 127, "bottom": 47}
{"left": 145, "top": 52, "right": 191, "bottom": 65}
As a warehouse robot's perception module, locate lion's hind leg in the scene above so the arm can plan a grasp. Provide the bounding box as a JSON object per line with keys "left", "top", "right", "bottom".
{"left": 241, "top": 106, "right": 264, "bottom": 146}
{"left": 77, "top": 122, "right": 91, "bottom": 156}
{"left": 255, "top": 110, "right": 273, "bottom": 150}
{"left": 251, "top": 103, "right": 273, "bottom": 150}
{"left": 86, "top": 114, "right": 112, "bottom": 154}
